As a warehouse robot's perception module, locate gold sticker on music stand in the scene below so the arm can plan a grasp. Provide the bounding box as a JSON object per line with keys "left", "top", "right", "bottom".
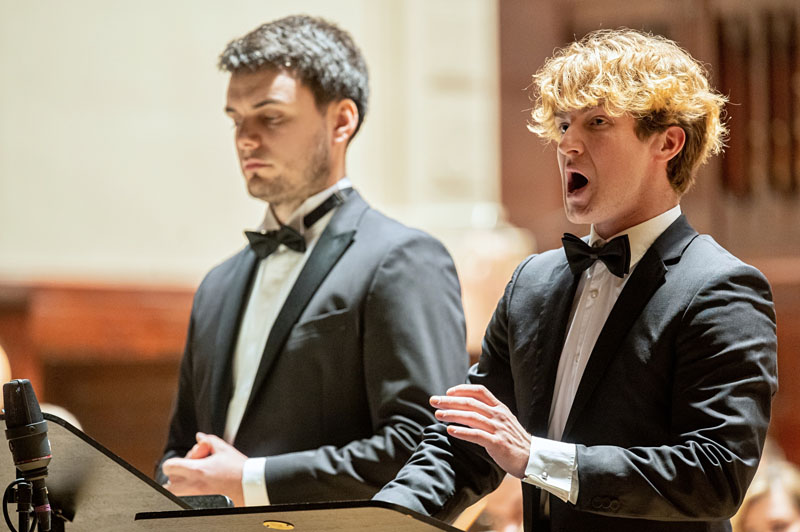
{"left": 263, "top": 520, "right": 295, "bottom": 530}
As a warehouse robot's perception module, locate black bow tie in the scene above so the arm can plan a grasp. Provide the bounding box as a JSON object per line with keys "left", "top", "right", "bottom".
{"left": 245, "top": 188, "right": 352, "bottom": 260}
{"left": 246, "top": 225, "right": 306, "bottom": 258}
{"left": 562, "top": 233, "right": 631, "bottom": 278}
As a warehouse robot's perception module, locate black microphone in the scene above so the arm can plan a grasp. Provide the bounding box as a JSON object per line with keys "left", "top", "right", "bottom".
{"left": 3, "top": 379, "right": 52, "bottom": 532}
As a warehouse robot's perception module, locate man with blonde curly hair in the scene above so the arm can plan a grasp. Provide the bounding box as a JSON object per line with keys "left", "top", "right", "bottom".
{"left": 375, "top": 29, "right": 778, "bottom": 531}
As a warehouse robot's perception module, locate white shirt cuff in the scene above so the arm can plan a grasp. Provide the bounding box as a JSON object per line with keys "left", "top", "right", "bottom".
{"left": 522, "top": 436, "right": 579, "bottom": 504}
{"left": 242, "top": 457, "right": 270, "bottom": 506}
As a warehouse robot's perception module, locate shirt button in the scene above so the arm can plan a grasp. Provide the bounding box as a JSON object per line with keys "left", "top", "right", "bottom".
{"left": 541, "top": 471, "right": 548, "bottom": 480}
{"left": 590, "top": 289, "right": 599, "bottom": 298}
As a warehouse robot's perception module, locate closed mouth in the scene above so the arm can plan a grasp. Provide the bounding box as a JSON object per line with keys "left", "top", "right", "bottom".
{"left": 244, "top": 160, "right": 268, "bottom": 170}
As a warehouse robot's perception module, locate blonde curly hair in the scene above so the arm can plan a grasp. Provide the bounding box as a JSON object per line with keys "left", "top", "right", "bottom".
{"left": 529, "top": 28, "right": 728, "bottom": 195}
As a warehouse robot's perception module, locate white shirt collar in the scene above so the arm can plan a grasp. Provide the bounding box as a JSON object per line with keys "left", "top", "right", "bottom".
{"left": 589, "top": 204, "right": 682, "bottom": 270}
{"left": 256, "top": 177, "right": 353, "bottom": 235}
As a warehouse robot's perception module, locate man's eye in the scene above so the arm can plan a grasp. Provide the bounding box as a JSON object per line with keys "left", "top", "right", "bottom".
{"left": 558, "top": 123, "right": 569, "bottom": 133}
{"left": 591, "top": 117, "right": 607, "bottom": 125}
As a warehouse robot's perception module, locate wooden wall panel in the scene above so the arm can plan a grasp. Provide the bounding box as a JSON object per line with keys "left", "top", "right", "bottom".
{"left": 27, "top": 283, "right": 193, "bottom": 361}
{"left": 498, "top": 0, "right": 573, "bottom": 253}
{"left": 0, "top": 282, "right": 193, "bottom": 477}
{"left": 0, "top": 286, "right": 37, "bottom": 388}
{"left": 43, "top": 358, "right": 181, "bottom": 476}
{"left": 717, "top": 16, "right": 753, "bottom": 197}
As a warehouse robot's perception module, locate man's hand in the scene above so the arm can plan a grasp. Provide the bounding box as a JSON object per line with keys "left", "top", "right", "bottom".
{"left": 432, "top": 384, "right": 531, "bottom": 478}
{"left": 162, "top": 432, "right": 247, "bottom": 507}
{"left": 183, "top": 436, "right": 213, "bottom": 459}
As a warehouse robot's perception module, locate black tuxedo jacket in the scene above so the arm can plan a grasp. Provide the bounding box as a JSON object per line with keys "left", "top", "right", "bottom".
{"left": 375, "top": 216, "right": 778, "bottom": 531}
{"left": 158, "top": 191, "right": 468, "bottom": 503}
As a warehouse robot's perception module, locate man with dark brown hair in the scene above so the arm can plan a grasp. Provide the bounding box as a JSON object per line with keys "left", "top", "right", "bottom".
{"left": 157, "top": 15, "right": 468, "bottom": 507}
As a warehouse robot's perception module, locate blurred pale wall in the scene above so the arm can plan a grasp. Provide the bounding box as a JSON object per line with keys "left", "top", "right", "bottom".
{"left": 0, "top": 0, "right": 509, "bottom": 286}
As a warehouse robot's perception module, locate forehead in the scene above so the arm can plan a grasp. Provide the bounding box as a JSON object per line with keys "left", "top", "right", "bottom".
{"left": 225, "top": 68, "right": 310, "bottom": 109}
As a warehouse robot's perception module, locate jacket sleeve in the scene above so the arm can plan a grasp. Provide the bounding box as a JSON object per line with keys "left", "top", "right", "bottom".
{"left": 155, "top": 310, "right": 199, "bottom": 485}
{"left": 372, "top": 257, "right": 532, "bottom": 521}
{"left": 262, "top": 233, "right": 471, "bottom": 503}
{"left": 156, "top": 266, "right": 227, "bottom": 486}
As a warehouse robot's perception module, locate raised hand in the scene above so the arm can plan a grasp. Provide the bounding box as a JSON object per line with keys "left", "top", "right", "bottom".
{"left": 432, "top": 384, "right": 531, "bottom": 478}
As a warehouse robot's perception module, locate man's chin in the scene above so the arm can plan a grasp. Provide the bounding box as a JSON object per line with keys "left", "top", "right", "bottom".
{"left": 245, "top": 175, "right": 280, "bottom": 201}
{"left": 565, "top": 213, "right": 600, "bottom": 233}
{"left": 564, "top": 201, "right": 592, "bottom": 225}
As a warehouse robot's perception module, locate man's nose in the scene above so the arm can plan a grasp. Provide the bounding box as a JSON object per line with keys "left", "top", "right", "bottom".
{"left": 557, "top": 127, "right": 583, "bottom": 156}
{"left": 236, "top": 120, "right": 260, "bottom": 150}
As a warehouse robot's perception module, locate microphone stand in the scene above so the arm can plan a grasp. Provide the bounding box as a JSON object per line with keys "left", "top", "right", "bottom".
{"left": 3, "top": 477, "right": 36, "bottom": 532}
{"left": 15, "top": 480, "right": 32, "bottom": 532}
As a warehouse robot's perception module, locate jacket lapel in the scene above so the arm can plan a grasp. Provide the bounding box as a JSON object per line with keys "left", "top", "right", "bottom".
{"left": 210, "top": 249, "right": 259, "bottom": 436}
{"left": 561, "top": 215, "right": 698, "bottom": 439}
{"left": 525, "top": 259, "right": 580, "bottom": 436}
{"left": 240, "top": 192, "right": 367, "bottom": 422}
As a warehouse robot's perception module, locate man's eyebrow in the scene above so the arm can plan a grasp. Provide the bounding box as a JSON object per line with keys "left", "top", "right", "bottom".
{"left": 224, "top": 98, "right": 284, "bottom": 114}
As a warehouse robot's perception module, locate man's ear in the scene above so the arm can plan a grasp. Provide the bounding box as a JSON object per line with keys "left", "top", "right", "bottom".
{"left": 654, "top": 125, "right": 686, "bottom": 163}
{"left": 329, "top": 98, "right": 359, "bottom": 145}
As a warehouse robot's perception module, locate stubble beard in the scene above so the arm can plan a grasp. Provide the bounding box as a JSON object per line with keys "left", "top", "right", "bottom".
{"left": 245, "top": 129, "right": 331, "bottom": 209}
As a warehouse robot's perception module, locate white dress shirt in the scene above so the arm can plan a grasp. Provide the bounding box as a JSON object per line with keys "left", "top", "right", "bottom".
{"left": 222, "top": 177, "right": 352, "bottom": 506}
{"left": 523, "top": 205, "right": 682, "bottom": 505}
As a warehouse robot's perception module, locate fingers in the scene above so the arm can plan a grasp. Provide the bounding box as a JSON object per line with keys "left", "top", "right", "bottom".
{"left": 162, "top": 457, "right": 198, "bottom": 479}
{"left": 430, "top": 385, "right": 508, "bottom": 431}
{"left": 197, "top": 432, "right": 231, "bottom": 451}
{"left": 432, "top": 385, "right": 533, "bottom": 479}
{"left": 186, "top": 441, "right": 212, "bottom": 459}
{"left": 162, "top": 436, "right": 247, "bottom": 505}
{"left": 446, "top": 384, "right": 501, "bottom": 405}
{"left": 162, "top": 459, "right": 196, "bottom": 496}
{"left": 431, "top": 394, "right": 493, "bottom": 414}
{"left": 445, "top": 424, "right": 499, "bottom": 448}
{"left": 185, "top": 432, "right": 226, "bottom": 459}
{"left": 431, "top": 394, "right": 497, "bottom": 415}
{"left": 164, "top": 475, "right": 203, "bottom": 497}
{"left": 446, "top": 417, "right": 532, "bottom": 479}
{"left": 162, "top": 456, "right": 215, "bottom": 496}
{"left": 434, "top": 406, "right": 497, "bottom": 433}
{"left": 430, "top": 385, "right": 515, "bottom": 436}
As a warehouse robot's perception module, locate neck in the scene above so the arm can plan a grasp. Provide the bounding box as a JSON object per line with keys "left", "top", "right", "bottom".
{"left": 270, "top": 150, "right": 348, "bottom": 223}
{"left": 594, "top": 178, "right": 680, "bottom": 239}
{"left": 594, "top": 200, "right": 680, "bottom": 240}
{"left": 271, "top": 173, "right": 347, "bottom": 225}
{"left": 271, "top": 200, "right": 304, "bottom": 225}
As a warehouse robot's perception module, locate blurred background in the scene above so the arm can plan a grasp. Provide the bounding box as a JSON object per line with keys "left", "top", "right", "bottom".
{"left": 0, "top": 0, "right": 798, "bottom": 527}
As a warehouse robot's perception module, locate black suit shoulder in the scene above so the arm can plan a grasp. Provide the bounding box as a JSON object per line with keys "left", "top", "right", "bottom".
{"left": 193, "top": 248, "right": 252, "bottom": 304}
{"left": 677, "top": 234, "right": 772, "bottom": 292}
{"left": 355, "top": 206, "right": 454, "bottom": 256}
